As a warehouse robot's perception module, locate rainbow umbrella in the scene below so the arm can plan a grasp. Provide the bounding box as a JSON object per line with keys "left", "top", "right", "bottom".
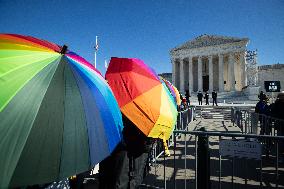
{"left": 0, "top": 34, "right": 123, "bottom": 188}
{"left": 105, "top": 57, "right": 178, "bottom": 155}
{"left": 159, "top": 77, "right": 181, "bottom": 106}
{"left": 161, "top": 77, "right": 181, "bottom": 106}
{"left": 172, "top": 85, "right": 181, "bottom": 106}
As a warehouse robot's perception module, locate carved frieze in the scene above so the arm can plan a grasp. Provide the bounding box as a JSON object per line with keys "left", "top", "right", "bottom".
{"left": 170, "top": 40, "right": 248, "bottom": 60}
{"left": 172, "top": 34, "right": 248, "bottom": 50}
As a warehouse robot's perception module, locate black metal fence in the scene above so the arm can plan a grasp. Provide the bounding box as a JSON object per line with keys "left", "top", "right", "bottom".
{"left": 141, "top": 107, "right": 284, "bottom": 189}
{"left": 231, "top": 108, "right": 284, "bottom": 137}
{"left": 142, "top": 131, "right": 284, "bottom": 189}
{"left": 151, "top": 108, "right": 195, "bottom": 162}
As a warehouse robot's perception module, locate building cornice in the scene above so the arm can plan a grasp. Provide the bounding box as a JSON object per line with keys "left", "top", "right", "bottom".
{"left": 170, "top": 41, "right": 247, "bottom": 60}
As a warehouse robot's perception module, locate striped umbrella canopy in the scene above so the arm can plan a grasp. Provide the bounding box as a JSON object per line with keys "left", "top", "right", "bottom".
{"left": 159, "top": 77, "right": 181, "bottom": 106}
{"left": 0, "top": 34, "right": 123, "bottom": 188}
{"left": 172, "top": 86, "right": 181, "bottom": 106}
{"left": 105, "top": 57, "right": 178, "bottom": 155}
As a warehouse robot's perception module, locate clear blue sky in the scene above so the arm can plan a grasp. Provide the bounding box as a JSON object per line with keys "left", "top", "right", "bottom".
{"left": 1, "top": 0, "right": 283, "bottom": 74}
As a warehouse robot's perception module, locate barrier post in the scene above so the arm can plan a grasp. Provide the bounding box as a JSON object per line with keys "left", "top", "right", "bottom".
{"left": 197, "top": 127, "right": 210, "bottom": 189}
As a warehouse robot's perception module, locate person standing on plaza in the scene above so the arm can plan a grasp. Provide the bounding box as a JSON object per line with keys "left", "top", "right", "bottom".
{"left": 212, "top": 90, "right": 218, "bottom": 106}
{"left": 185, "top": 90, "right": 190, "bottom": 106}
{"left": 204, "top": 91, "right": 209, "bottom": 105}
{"left": 258, "top": 91, "right": 266, "bottom": 101}
{"left": 255, "top": 94, "right": 269, "bottom": 135}
{"left": 197, "top": 91, "right": 203, "bottom": 105}
{"left": 179, "top": 93, "right": 186, "bottom": 111}
{"left": 269, "top": 92, "right": 284, "bottom": 160}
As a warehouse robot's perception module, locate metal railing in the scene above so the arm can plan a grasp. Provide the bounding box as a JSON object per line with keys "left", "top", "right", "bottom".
{"left": 142, "top": 107, "right": 284, "bottom": 189}
{"left": 231, "top": 108, "right": 284, "bottom": 136}
{"left": 151, "top": 107, "right": 195, "bottom": 162}
{"left": 142, "top": 130, "right": 284, "bottom": 189}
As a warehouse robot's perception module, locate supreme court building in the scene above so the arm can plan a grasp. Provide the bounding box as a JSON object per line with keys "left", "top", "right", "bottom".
{"left": 170, "top": 35, "right": 249, "bottom": 94}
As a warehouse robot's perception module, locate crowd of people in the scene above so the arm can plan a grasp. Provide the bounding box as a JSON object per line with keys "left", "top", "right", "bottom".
{"left": 179, "top": 90, "right": 219, "bottom": 110}
{"left": 255, "top": 91, "right": 284, "bottom": 160}
{"left": 255, "top": 91, "right": 284, "bottom": 131}
{"left": 197, "top": 90, "right": 218, "bottom": 106}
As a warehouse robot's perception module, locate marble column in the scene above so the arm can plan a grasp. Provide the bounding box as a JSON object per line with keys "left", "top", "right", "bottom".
{"left": 240, "top": 52, "right": 247, "bottom": 88}
{"left": 198, "top": 56, "right": 202, "bottom": 91}
{"left": 208, "top": 55, "right": 213, "bottom": 92}
{"left": 228, "top": 53, "right": 235, "bottom": 91}
{"left": 188, "top": 57, "right": 193, "bottom": 93}
{"left": 179, "top": 58, "right": 184, "bottom": 93}
{"left": 218, "top": 54, "right": 224, "bottom": 92}
{"left": 171, "top": 58, "right": 176, "bottom": 86}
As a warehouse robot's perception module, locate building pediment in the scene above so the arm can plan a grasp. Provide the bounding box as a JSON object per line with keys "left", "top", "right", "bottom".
{"left": 171, "top": 34, "right": 249, "bottom": 52}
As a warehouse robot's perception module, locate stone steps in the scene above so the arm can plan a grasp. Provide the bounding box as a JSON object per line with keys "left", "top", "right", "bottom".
{"left": 194, "top": 105, "right": 255, "bottom": 120}
{"left": 195, "top": 106, "right": 232, "bottom": 120}
{"left": 188, "top": 91, "right": 258, "bottom": 104}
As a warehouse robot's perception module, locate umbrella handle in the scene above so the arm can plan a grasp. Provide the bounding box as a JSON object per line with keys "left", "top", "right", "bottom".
{"left": 163, "top": 139, "right": 170, "bottom": 156}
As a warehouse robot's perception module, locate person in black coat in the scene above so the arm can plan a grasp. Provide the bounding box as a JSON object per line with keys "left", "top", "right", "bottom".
{"left": 255, "top": 95, "right": 269, "bottom": 135}
{"left": 99, "top": 115, "right": 154, "bottom": 189}
{"left": 197, "top": 91, "right": 203, "bottom": 105}
{"left": 204, "top": 91, "right": 209, "bottom": 105}
{"left": 99, "top": 139, "right": 128, "bottom": 189}
{"left": 269, "top": 92, "right": 284, "bottom": 159}
{"left": 212, "top": 90, "right": 218, "bottom": 106}
{"left": 258, "top": 91, "right": 266, "bottom": 101}
{"left": 185, "top": 90, "right": 190, "bottom": 106}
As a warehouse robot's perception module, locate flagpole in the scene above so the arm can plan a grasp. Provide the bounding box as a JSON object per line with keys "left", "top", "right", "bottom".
{"left": 94, "top": 51, "right": 97, "bottom": 68}
{"left": 94, "top": 36, "right": 98, "bottom": 68}
{"left": 105, "top": 59, "right": 108, "bottom": 70}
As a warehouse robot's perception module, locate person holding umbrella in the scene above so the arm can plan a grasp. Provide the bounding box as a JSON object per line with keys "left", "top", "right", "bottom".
{"left": 99, "top": 115, "right": 155, "bottom": 189}
{"left": 102, "top": 57, "right": 177, "bottom": 189}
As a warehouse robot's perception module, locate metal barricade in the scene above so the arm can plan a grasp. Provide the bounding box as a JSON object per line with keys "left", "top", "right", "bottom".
{"left": 151, "top": 107, "right": 194, "bottom": 162}
{"left": 231, "top": 108, "right": 284, "bottom": 137}
{"left": 142, "top": 131, "right": 284, "bottom": 189}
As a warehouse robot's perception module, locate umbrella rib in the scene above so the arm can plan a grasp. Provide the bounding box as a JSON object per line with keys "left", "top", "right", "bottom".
{"left": 58, "top": 60, "right": 66, "bottom": 179}
{"left": 119, "top": 73, "right": 133, "bottom": 100}
{"left": 156, "top": 123, "right": 172, "bottom": 129}
{"left": 132, "top": 101, "right": 155, "bottom": 124}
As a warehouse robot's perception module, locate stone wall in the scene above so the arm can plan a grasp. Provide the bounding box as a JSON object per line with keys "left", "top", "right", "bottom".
{"left": 258, "top": 64, "right": 284, "bottom": 96}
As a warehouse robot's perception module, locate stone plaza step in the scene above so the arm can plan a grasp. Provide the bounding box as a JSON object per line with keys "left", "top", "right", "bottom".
{"left": 192, "top": 105, "right": 254, "bottom": 120}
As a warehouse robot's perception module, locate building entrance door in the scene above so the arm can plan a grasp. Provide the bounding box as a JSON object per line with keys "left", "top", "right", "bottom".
{"left": 203, "top": 75, "right": 209, "bottom": 91}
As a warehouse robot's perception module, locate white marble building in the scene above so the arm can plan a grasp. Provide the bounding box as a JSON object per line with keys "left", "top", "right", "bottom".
{"left": 170, "top": 35, "right": 249, "bottom": 94}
